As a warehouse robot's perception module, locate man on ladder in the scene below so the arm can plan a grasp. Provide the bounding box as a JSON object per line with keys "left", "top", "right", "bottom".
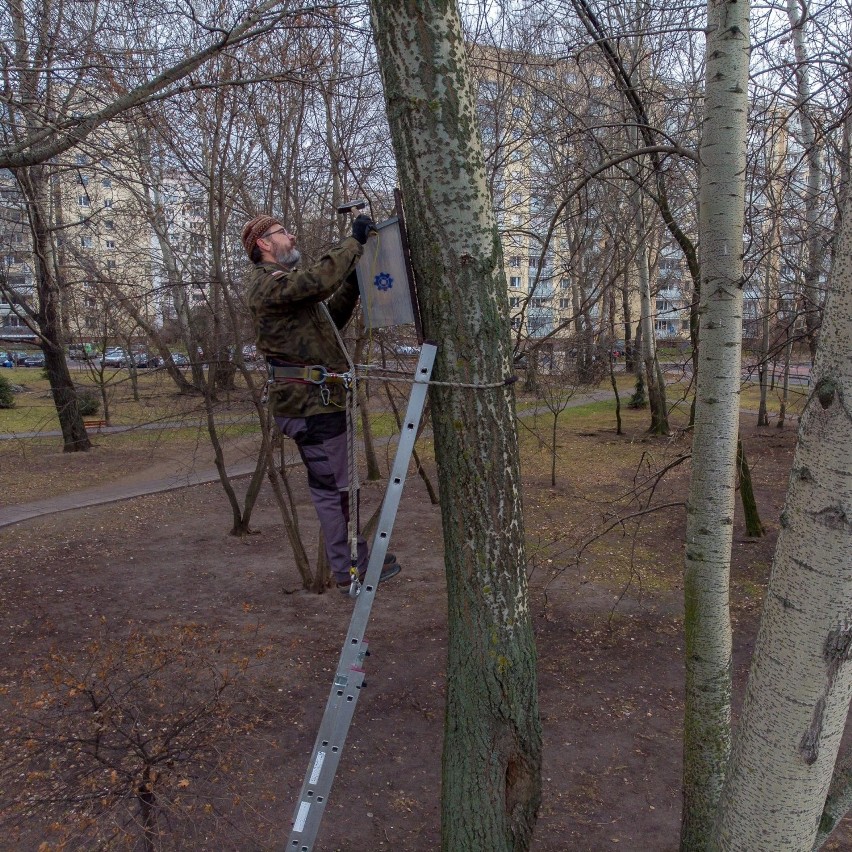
{"left": 242, "top": 212, "right": 402, "bottom": 593}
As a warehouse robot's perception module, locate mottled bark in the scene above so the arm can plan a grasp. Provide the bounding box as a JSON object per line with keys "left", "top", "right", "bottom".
{"left": 368, "top": 1, "right": 542, "bottom": 848}
{"left": 714, "top": 142, "right": 852, "bottom": 852}
{"left": 681, "top": 0, "right": 750, "bottom": 846}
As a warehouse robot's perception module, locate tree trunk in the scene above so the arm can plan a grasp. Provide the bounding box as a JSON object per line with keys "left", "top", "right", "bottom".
{"left": 680, "top": 0, "right": 750, "bottom": 845}
{"left": 787, "top": 0, "right": 826, "bottom": 359}
{"left": 778, "top": 328, "right": 793, "bottom": 429}
{"left": 627, "top": 122, "right": 669, "bottom": 436}
{"left": 736, "top": 437, "right": 765, "bottom": 538}
{"left": 609, "top": 285, "right": 623, "bottom": 435}
{"left": 757, "top": 224, "right": 774, "bottom": 426}
{"left": 637, "top": 235, "right": 669, "bottom": 435}
{"left": 622, "top": 272, "right": 635, "bottom": 373}
{"left": 355, "top": 333, "right": 381, "bottom": 481}
{"left": 16, "top": 167, "right": 91, "bottom": 452}
{"left": 369, "top": 2, "right": 542, "bottom": 848}
{"left": 713, "top": 143, "right": 852, "bottom": 852}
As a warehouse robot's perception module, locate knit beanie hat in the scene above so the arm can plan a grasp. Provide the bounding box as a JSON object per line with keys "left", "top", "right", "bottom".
{"left": 241, "top": 215, "right": 280, "bottom": 257}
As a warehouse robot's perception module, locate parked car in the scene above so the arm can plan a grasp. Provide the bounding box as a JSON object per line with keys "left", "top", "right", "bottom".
{"left": 241, "top": 344, "right": 257, "bottom": 361}
{"left": 169, "top": 351, "right": 190, "bottom": 367}
{"left": 22, "top": 352, "right": 46, "bottom": 368}
{"left": 10, "top": 351, "right": 29, "bottom": 366}
{"left": 101, "top": 348, "right": 129, "bottom": 367}
{"left": 133, "top": 352, "right": 162, "bottom": 369}
{"left": 0, "top": 352, "right": 13, "bottom": 368}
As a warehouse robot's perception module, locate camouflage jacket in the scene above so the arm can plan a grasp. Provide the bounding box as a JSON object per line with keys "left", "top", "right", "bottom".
{"left": 247, "top": 237, "right": 363, "bottom": 418}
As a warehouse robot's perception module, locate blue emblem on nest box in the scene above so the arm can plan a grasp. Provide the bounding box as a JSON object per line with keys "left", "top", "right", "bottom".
{"left": 374, "top": 272, "right": 394, "bottom": 292}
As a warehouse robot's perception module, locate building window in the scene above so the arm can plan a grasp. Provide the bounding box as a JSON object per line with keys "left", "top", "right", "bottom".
{"left": 106, "top": 259, "right": 116, "bottom": 269}
{"left": 509, "top": 297, "right": 521, "bottom": 308}
{"left": 559, "top": 298, "right": 571, "bottom": 309}
{"left": 78, "top": 174, "right": 89, "bottom": 186}
{"left": 102, "top": 178, "right": 112, "bottom": 188}
{"left": 78, "top": 195, "right": 90, "bottom": 207}
{"left": 105, "top": 240, "right": 115, "bottom": 249}
{"left": 509, "top": 255, "right": 520, "bottom": 267}
{"left": 509, "top": 276, "right": 522, "bottom": 289}
{"left": 80, "top": 236, "right": 93, "bottom": 248}
{"left": 104, "top": 198, "right": 113, "bottom": 208}
{"left": 105, "top": 220, "right": 114, "bottom": 230}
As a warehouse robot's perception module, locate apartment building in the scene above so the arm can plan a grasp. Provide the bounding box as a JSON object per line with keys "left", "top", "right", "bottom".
{"left": 0, "top": 170, "right": 38, "bottom": 345}
{"left": 0, "top": 150, "right": 206, "bottom": 350}
{"left": 472, "top": 45, "right": 696, "bottom": 350}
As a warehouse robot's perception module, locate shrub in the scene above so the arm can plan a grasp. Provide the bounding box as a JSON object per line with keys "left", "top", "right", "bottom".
{"left": 628, "top": 374, "right": 647, "bottom": 409}
{"left": 0, "top": 373, "right": 15, "bottom": 409}
{"left": 76, "top": 389, "right": 101, "bottom": 417}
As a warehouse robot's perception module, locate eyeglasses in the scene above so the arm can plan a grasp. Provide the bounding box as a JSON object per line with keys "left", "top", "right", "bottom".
{"left": 261, "top": 228, "right": 292, "bottom": 240}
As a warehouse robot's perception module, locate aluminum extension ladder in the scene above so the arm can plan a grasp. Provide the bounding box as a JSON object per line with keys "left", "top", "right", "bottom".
{"left": 287, "top": 342, "right": 437, "bottom": 851}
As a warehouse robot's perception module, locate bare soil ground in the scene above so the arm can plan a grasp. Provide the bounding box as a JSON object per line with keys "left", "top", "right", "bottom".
{"left": 1, "top": 402, "right": 850, "bottom": 851}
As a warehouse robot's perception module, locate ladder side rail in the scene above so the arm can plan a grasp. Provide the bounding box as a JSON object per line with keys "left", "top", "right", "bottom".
{"left": 287, "top": 343, "right": 437, "bottom": 851}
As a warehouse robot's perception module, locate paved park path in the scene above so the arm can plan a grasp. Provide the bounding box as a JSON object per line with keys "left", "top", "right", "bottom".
{"left": 0, "top": 389, "right": 614, "bottom": 530}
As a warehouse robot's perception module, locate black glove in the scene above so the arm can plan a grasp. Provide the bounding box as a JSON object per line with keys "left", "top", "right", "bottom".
{"left": 352, "top": 214, "right": 377, "bottom": 245}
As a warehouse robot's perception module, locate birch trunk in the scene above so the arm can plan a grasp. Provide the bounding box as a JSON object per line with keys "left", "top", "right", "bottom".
{"left": 368, "top": 2, "right": 542, "bottom": 848}
{"left": 778, "top": 328, "right": 793, "bottom": 428}
{"left": 637, "top": 244, "right": 669, "bottom": 435}
{"left": 627, "top": 122, "right": 668, "bottom": 435}
{"left": 713, "top": 146, "right": 852, "bottom": 852}
{"left": 680, "top": 0, "right": 750, "bottom": 845}
{"left": 787, "top": 0, "right": 826, "bottom": 359}
{"left": 757, "top": 270, "right": 771, "bottom": 427}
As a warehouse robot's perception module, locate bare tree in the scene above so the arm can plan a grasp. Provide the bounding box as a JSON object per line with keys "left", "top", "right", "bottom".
{"left": 369, "top": 1, "right": 543, "bottom": 848}
{"left": 680, "top": 0, "right": 750, "bottom": 844}
{"left": 713, "top": 108, "right": 852, "bottom": 852}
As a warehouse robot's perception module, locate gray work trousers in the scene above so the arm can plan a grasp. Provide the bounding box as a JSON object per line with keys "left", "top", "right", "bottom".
{"left": 276, "top": 412, "right": 368, "bottom": 584}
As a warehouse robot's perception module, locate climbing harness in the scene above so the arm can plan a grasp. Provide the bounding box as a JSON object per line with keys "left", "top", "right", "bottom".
{"left": 267, "top": 361, "right": 353, "bottom": 387}
{"left": 286, "top": 342, "right": 437, "bottom": 851}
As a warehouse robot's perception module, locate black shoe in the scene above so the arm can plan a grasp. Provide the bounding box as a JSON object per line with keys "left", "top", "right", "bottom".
{"left": 338, "top": 561, "right": 402, "bottom": 595}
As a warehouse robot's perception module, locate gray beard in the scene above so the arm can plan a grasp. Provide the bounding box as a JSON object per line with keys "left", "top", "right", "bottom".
{"left": 275, "top": 247, "right": 301, "bottom": 268}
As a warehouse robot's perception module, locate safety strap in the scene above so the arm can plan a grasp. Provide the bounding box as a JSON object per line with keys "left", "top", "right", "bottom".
{"left": 266, "top": 361, "right": 352, "bottom": 386}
